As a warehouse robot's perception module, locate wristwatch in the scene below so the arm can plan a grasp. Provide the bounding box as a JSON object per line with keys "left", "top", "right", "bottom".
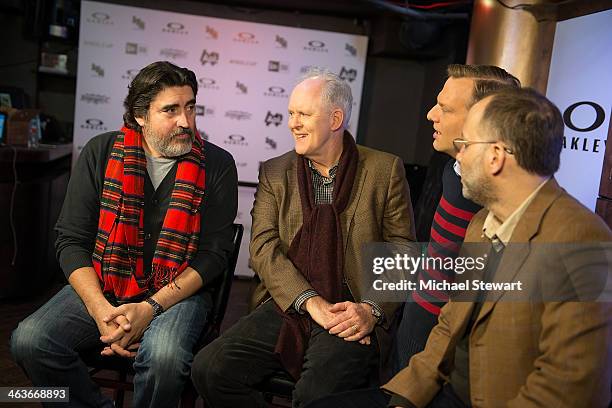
{"left": 144, "top": 297, "right": 164, "bottom": 319}
{"left": 370, "top": 305, "right": 383, "bottom": 323}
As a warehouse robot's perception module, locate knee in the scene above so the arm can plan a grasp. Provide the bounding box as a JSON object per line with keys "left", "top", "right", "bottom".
{"left": 10, "top": 319, "right": 47, "bottom": 365}
{"left": 140, "top": 339, "right": 192, "bottom": 382}
{"left": 191, "top": 340, "right": 227, "bottom": 395}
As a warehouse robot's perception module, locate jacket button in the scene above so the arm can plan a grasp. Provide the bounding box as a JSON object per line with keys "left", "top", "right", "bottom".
{"left": 144, "top": 233, "right": 152, "bottom": 240}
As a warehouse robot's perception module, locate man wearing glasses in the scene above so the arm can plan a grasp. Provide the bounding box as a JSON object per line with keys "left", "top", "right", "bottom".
{"left": 383, "top": 88, "right": 612, "bottom": 407}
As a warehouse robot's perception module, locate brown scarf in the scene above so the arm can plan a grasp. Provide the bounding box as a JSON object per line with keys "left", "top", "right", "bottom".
{"left": 274, "top": 131, "right": 359, "bottom": 380}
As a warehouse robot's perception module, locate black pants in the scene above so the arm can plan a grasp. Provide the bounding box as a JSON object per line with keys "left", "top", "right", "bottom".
{"left": 304, "top": 383, "right": 469, "bottom": 408}
{"left": 191, "top": 300, "right": 379, "bottom": 408}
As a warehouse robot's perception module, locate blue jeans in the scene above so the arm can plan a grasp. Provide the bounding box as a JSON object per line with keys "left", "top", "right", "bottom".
{"left": 10, "top": 285, "right": 211, "bottom": 408}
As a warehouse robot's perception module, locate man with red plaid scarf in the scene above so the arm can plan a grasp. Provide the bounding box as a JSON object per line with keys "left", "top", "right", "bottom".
{"left": 11, "top": 61, "right": 238, "bottom": 408}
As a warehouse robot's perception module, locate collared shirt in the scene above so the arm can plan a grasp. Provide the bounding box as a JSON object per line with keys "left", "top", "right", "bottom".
{"left": 307, "top": 159, "right": 338, "bottom": 205}
{"left": 482, "top": 178, "right": 550, "bottom": 248}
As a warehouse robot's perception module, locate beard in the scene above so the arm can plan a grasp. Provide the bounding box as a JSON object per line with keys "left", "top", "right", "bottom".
{"left": 143, "top": 126, "right": 195, "bottom": 157}
{"left": 460, "top": 164, "right": 496, "bottom": 208}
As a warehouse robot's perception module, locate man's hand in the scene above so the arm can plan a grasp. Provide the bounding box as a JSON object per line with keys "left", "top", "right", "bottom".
{"left": 100, "top": 302, "right": 155, "bottom": 357}
{"left": 304, "top": 296, "right": 336, "bottom": 328}
{"left": 89, "top": 301, "right": 134, "bottom": 356}
{"left": 325, "top": 301, "right": 377, "bottom": 342}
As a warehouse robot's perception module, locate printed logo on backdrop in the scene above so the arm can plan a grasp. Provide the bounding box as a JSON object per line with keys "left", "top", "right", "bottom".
{"left": 230, "top": 59, "right": 257, "bottom": 67}
{"left": 264, "top": 111, "right": 283, "bottom": 127}
{"left": 81, "top": 118, "right": 107, "bottom": 131}
{"left": 91, "top": 64, "right": 104, "bottom": 77}
{"left": 200, "top": 50, "right": 220, "bottom": 65}
{"left": 275, "top": 35, "right": 288, "bottom": 49}
{"left": 339, "top": 67, "right": 357, "bottom": 82}
{"left": 122, "top": 69, "right": 140, "bottom": 81}
{"left": 300, "top": 65, "right": 316, "bottom": 74}
{"left": 87, "top": 12, "right": 114, "bottom": 25}
{"left": 132, "top": 16, "right": 145, "bottom": 30}
{"left": 195, "top": 105, "right": 215, "bottom": 117}
{"left": 81, "top": 93, "right": 110, "bottom": 105}
{"left": 198, "top": 77, "right": 220, "bottom": 90}
{"left": 345, "top": 43, "right": 357, "bottom": 56}
{"left": 224, "top": 134, "right": 248, "bottom": 146}
{"left": 265, "top": 137, "right": 277, "bottom": 150}
{"left": 234, "top": 32, "right": 258, "bottom": 44}
{"left": 562, "top": 101, "right": 608, "bottom": 153}
{"left": 304, "top": 40, "right": 328, "bottom": 53}
{"left": 235, "top": 161, "right": 248, "bottom": 168}
{"left": 268, "top": 60, "right": 289, "bottom": 73}
{"left": 83, "top": 40, "right": 113, "bottom": 49}
{"left": 225, "top": 110, "right": 252, "bottom": 121}
{"left": 163, "top": 22, "right": 188, "bottom": 35}
{"left": 125, "top": 42, "right": 147, "bottom": 55}
{"left": 235, "top": 81, "right": 248, "bottom": 95}
{"left": 264, "top": 86, "right": 288, "bottom": 98}
{"left": 160, "top": 48, "right": 188, "bottom": 60}
{"left": 205, "top": 26, "right": 218, "bottom": 39}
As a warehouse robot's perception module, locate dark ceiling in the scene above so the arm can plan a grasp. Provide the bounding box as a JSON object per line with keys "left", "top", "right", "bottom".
{"left": 193, "top": 0, "right": 474, "bottom": 19}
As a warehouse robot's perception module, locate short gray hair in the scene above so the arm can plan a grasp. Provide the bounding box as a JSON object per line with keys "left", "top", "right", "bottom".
{"left": 299, "top": 67, "right": 353, "bottom": 128}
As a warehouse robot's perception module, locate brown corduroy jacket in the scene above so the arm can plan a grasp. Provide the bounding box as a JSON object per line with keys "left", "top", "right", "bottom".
{"left": 383, "top": 178, "right": 612, "bottom": 408}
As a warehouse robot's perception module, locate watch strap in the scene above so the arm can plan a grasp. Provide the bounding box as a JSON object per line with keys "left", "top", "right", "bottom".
{"left": 144, "top": 297, "right": 164, "bottom": 319}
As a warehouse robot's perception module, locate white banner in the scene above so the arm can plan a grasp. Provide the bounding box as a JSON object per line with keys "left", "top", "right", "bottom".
{"left": 75, "top": 0, "right": 368, "bottom": 184}
{"left": 546, "top": 9, "right": 612, "bottom": 210}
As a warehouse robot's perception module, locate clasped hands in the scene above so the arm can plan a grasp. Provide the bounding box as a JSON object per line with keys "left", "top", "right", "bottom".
{"left": 304, "top": 296, "right": 377, "bottom": 345}
{"left": 92, "top": 301, "right": 155, "bottom": 358}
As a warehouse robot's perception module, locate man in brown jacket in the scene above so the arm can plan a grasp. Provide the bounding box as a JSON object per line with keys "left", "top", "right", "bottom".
{"left": 383, "top": 88, "right": 612, "bottom": 407}
{"left": 192, "top": 68, "right": 415, "bottom": 407}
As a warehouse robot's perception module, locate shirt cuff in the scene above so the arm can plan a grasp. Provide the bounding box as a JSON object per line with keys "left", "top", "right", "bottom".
{"left": 362, "top": 299, "right": 385, "bottom": 325}
{"left": 293, "top": 289, "right": 319, "bottom": 314}
{"left": 388, "top": 393, "right": 417, "bottom": 408}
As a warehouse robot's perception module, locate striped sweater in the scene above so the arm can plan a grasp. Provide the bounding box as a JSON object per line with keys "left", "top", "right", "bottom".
{"left": 412, "top": 160, "right": 482, "bottom": 315}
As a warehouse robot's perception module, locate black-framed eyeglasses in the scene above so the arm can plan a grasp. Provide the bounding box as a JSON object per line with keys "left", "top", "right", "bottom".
{"left": 453, "top": 138, "right": 514, "bottom": 154}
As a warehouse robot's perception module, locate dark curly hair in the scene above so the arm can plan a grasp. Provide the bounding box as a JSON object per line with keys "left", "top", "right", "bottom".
{"left": 123, "top": 61, "right": 198, "bottom": 132}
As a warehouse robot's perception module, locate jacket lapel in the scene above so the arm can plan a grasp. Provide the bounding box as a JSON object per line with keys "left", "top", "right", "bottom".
{"left": 286, "top": 156, "right": 302, "bottom": 237}
{"left": 340, "top": 153, "right": 367, "bottom": 254}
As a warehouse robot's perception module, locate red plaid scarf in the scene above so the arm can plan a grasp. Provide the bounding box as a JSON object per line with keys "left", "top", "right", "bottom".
{"left": 92, "top": 126, "right": 206, "bottom": 303}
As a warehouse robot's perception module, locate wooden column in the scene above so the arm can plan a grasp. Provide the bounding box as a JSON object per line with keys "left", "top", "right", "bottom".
{"left": 466, "top": 0, "right": 558, "bottom": 92}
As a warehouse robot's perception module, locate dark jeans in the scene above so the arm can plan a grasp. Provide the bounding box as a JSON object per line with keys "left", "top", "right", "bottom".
{"left": 304, "top": 384, "right": 468, "bottom": 408}
{"left": 191, "top": 300, "right": 379, "bottom": 408}
{"left": 10, "top": 285, "right": 211, "bottom": 408}
{"left": 390, "top": 301, "right": 440, "bottom": 375}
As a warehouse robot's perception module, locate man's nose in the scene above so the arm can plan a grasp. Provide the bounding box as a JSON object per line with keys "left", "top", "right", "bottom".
{"left": 288, "top": 115, "right": 300, "bottom": 129}
{"left": 176, "top": 111, "right": 189, "bottom": 128}
{"left": 427, "top": 105, "right": 439, "bottom": 122}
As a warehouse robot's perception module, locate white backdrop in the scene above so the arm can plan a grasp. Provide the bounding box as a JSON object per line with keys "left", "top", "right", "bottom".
{"left": 75, "top": 0, "right": 368, "bottom": 184}
{"left": 546, "top": 9, "right": 612, "bottom": 211}
{"left": 75, "top": 0, "right": 369, "bottom": 275}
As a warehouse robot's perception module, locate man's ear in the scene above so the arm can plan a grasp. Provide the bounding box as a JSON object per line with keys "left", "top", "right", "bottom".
{"left": 489, "top": 144, "right": 506, "bottom": 176}
{"left": 135, "top": 116, "right": 146, "bottom": 128}
{"left": 330, "top": 108, "right": 344, "bottom": 131}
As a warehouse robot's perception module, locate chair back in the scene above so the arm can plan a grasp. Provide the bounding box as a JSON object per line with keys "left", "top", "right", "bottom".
{"left": 200, "top": 223, "right": 243, "bottom": 342}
